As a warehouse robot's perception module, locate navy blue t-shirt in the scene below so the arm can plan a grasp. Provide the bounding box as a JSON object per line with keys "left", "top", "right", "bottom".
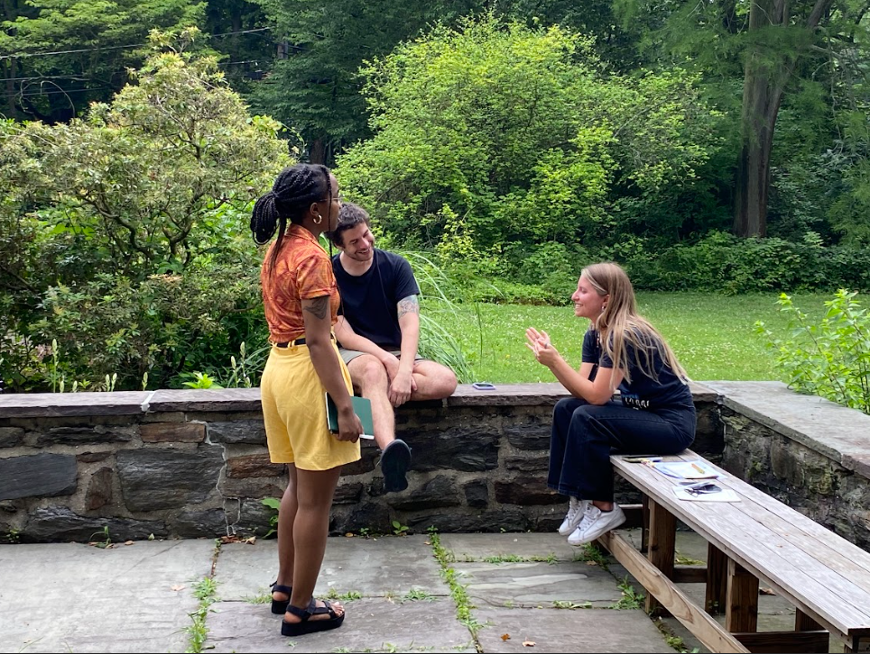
{"left": 581, "top": 328, "right": 694, "bottom": 412}
{"left": 332, "top": 249, "right": 420, "bottom": 350}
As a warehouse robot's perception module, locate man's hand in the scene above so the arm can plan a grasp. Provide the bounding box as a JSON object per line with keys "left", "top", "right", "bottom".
{"left": 381, "top": 352, "right": 402, "bottom": 381}
{"left": 388, "top": 368, "right": 416, "bottom": 407}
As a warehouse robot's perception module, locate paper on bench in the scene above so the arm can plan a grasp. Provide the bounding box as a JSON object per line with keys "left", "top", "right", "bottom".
{"left": 652, "top": 460, "right": 718, "bottom": 480}
{"left": 672, "top": 485, "right": 740, "bottom": 503}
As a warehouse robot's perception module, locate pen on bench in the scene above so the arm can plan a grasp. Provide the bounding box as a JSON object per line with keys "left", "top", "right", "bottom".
{"left": 691, "top": 463, "right": 705, "bottom": 474}
{"left": 682, "top": 480, "right": 713, "bottom": 489}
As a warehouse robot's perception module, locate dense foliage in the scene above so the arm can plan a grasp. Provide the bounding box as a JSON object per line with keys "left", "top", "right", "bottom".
{"left": 0, "top": 0, "right": 205, "bottom": 121}
{"left": 335, "top": 17, "right": 723, "bottom": 297}
{"left": 2, "top": 2, "right": 870, "bottom": 393}
{"left": 757, "top": 291, "right": 870, "bottom": 415}
{"left": 1, "top": 34, "right": 289, "bottom": 391}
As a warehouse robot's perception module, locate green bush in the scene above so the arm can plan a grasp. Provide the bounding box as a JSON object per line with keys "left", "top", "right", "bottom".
{"left": 624, "top": 232, "right": 870, "bottom": 294}
{"left": 31, "top": 259, "right": 264, "bottom": 390}
{"left": 0, "top": 41, "right": 288, "bottom": 392}
{"left": 756, "top": 291, "right": 870, "bottom": 414}
{"left": 465, "top": 280, "right": 567, "bottom": 306}
{"left": 386, "top": 234, "right": 870, "bottom": 310}
{"left": 337, "top": 14, "right": 721, "bottom": 256}
{"left": 515, "top": 242, "right": 589, "bottom": 299}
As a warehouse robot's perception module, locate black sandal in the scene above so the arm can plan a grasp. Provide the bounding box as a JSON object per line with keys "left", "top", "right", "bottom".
{"left": 270, "top": 582, "right": 292, "bottom": 615}
{"left": 281, "top": 598, "right": 345, "bottom": 637}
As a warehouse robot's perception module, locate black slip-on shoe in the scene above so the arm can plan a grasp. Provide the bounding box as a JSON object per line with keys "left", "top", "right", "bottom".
{"left": 380, "top": 439, "right": 411, "bottom": 493}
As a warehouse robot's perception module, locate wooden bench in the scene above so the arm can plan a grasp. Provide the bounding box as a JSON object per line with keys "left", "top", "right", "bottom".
{"left": 602, "top": 450, "right": 870, "bottom": 653}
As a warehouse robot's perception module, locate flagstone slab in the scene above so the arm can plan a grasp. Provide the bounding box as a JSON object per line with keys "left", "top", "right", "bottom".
{"left": 452, "top": 560, "right": 622, "bottom": 608}
{"left": 0, "top": 540, "right": 214, "bottom": 653}
{"left": 214, "top": 535, "right": 446, "bottom": 601}
{"left": 206, "top": 597, "right": 476, "bottom": 653}
{"left": 474, "top": 606, "right": 675, "bottom": 653}
{"left": 440, "top": 532, "right": 581, "bottom": 562}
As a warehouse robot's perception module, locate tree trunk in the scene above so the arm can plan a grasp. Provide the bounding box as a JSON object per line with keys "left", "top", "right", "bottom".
{"left": 733, "top": 0, "right": 835, "bottom": 237}
{"left": 3, "top": 60, "right": 17, "bottom": 118}
{"left": 734, "top": 70, "right": 783, "bottom": 237}
{"left": 309, "top": 138, "right": 327, "bottom": 164}
{"left": 734, "top": 0, "right": 787, "bottom": 237}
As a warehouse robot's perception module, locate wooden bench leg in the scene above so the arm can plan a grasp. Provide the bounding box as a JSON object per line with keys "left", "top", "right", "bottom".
{"left": 706, "top": 543, "right": 728, "bottom": 615}
{"left": 843, "top": 635, "right": 870, "bottom": 653}
{"left": 725, "top": 558, "right": 759, "bottom": 633}
{"left": 645, "top": 498, "right": 676, "bottom": 617}
{"left": 794, "top": 609, "right": 830, "bottom": 653}
{"left": 732, "top": 580, "right": 829, "bottom": 652}
{"left": 795, "top": 609, "right": 824, "bottom": 632}
{"left": 641, "top": 494, "right": 650, "bottom": 554}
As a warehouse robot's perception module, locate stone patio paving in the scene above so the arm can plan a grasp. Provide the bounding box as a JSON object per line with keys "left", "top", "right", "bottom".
{"left": 0, "top": 528, "right": 825, "bottom": 653}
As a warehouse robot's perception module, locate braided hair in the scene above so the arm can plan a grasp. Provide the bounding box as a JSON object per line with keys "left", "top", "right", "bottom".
{"left": 250, "top": 163, "right": 333, "bottom": 272}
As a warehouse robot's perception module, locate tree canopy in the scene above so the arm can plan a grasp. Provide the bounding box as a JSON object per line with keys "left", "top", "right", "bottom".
{"left": 336, "top": 16, "right": 722, "bottom": 257}
{"left": 615, "top": 0, "right": 870, "bottom": 237}
{"left": 0, "top": 33, "right": 290, "bottom": 391}
{"left": 0, "top": 0, "right": 205, "bottom": 121}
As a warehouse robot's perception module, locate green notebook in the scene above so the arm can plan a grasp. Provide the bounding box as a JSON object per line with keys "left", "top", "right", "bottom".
{"left": 325, "top": 393, "right": 375, "bottom": 439}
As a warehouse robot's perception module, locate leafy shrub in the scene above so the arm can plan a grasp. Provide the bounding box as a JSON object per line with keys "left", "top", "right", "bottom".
{"left": 515, "top": 241, "right": 590, "bottom": 302}
{"left": 383, "top": 235, "right": 870, "bottom": 313}
{"left": 631, "top": 232, "right": 870, "bottom": 294}
{"left": 465, "top": 280, "right": 568, "bottom": 306}
{"left": 261, "top": 497, "right": 281, "bottom": 538}
{"left": 30, "top": 260, "right": 264, "bottom": 390}
{"left": 337, "top": 13, "right": 721, "bottom": 256}
{"left": 0, "top": 40, "right": 288, "bottom": 392}
{"left": 756, "top": 291, "right": 870, "bottom": 414}
{"left": 181, "top": 372, "right": 224, "bottom": 389}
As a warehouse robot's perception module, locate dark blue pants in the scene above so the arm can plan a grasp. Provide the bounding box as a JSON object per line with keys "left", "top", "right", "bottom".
{"left": 548, "top": 397, "right": 695, "bottom": 502}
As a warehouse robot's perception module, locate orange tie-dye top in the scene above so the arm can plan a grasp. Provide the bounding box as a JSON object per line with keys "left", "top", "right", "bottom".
{"left": 261, "top": 224, "right": 340, "bottom": 343}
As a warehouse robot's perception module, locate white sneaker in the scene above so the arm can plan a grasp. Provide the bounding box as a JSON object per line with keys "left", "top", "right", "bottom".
{"left": 567, "top": 504, "right": 626, "bottom": 546}
{"left": 557, "top": 497, "right": 588, "bottom": 536}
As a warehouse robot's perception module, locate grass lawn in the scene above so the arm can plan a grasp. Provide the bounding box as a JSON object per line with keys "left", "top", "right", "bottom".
{"left": 431, "top": 292, "right": 832, "bottom": 384}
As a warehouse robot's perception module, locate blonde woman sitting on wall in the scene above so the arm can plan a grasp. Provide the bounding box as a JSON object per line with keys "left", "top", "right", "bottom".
{"left": 526, "top": 262, "right": 695, "bottom": 545}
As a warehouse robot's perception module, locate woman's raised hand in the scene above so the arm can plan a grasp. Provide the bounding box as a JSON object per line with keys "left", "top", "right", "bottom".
{"left": 525, "top": 327, "right": 560, "bottom": 367}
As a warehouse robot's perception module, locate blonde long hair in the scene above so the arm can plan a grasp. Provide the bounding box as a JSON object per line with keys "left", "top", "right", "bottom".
{"left": 583, "top": 262, "right": 689, "bottom": 386}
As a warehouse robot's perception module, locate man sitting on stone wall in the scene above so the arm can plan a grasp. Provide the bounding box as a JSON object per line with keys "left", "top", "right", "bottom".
{"left": 328, "top": 203, "right": 458, "bottom": 492}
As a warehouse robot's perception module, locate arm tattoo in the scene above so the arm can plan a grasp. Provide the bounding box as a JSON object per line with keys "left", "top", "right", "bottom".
{"left": 303, "top": 296, "right": 330, "bottom": 320}
{"left": 397, "top": 294, "right": 420, "bottom": 319}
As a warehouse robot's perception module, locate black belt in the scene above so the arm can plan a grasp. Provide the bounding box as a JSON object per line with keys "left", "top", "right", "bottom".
{"left": 275, "top": 334, "right": 335, "bottom": 348}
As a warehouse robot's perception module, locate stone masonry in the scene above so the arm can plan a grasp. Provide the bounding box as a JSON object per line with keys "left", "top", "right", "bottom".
{"left": 0, "top": 381, "right": 868, "bottom": 550}
{"left": 705, "top": 380, "right": 870, "bottom": 551}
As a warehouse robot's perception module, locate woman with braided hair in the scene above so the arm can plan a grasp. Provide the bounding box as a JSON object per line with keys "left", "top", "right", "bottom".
{"left": 252, "top": 163, "right": 362, "bottom": 637}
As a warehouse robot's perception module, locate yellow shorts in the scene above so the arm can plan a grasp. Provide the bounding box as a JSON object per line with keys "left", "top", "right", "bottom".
{"left": 260, "top": 342, "right": 361, "bottom": 470}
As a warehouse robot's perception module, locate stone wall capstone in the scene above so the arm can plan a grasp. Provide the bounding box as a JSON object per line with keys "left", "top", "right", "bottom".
{"left": 704, "top": 380, "right": 870, "bottom": 551}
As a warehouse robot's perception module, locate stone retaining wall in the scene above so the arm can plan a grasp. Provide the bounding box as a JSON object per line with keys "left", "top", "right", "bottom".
{"left": 0, "top": 381, "right": 867, "bottom": 549}
{"left": 705, "top": 381, "right": 870, "bottom": 551}
{"left": 0, "top": 383, "right": 719, "bottom": 542}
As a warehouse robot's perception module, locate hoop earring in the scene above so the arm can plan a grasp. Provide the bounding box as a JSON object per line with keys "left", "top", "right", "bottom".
{"left": 314, "top": 214, "right": 323, "bottom": 225}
